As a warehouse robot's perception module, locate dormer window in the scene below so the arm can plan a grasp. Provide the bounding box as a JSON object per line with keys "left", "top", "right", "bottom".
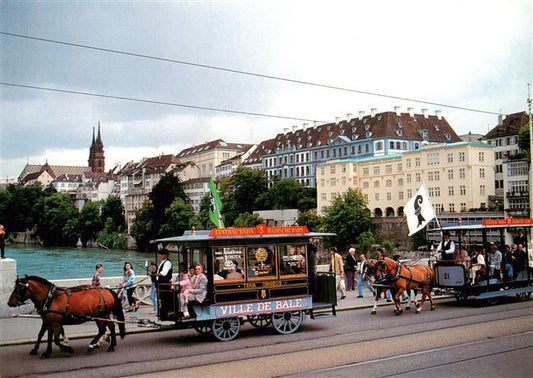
{"left": 365, "top": 124, "right": 370, "bottom": 131}
{"left": 352, "top": 126, "right": 357, "bottom": 132}
{"left": 307, "top": 142, "right": 313, "bottom": 147}
{"left": 434, "top": 125, "right": 440, "bottom": 131}
{"left": 328, "top": 131, "right": 333, "bottom": 137}
{"left": 317, "top": 141, "right": 322, "bottom": 146}
{"left": 419, "top": 129, "right": 428, "bottom": 138}
{"left": 377, "top": 115, "right": 383, "bottom": 120}
{"left": 350, "top": 120, "right": 355, "bottom": 126}
{"left": 397, "top": 122, "right": 402, "bottom": 127}
{"left": 352, "top": 134, "right": 359, "bottom": 140}
{"left": 363, "top": 118, "right": 368, "bottom": 124}
{"left": 340, "top": 129, "right": 345, "bottom": 135}
{"left": 444, "top": 133, "right": 451, "bottom": 140}
{"left": 366, "top": 131, "right": 373, "bottom": 138}
{"left": 396, "top": 129, "right": 403, "bottom": 136}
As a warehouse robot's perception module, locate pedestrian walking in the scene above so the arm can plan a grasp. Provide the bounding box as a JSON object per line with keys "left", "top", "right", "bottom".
{"left": 345, "top": 247, "right": 358, "bottom": 291}
{"left": 329, "top": 247, "right": 346, "bottom": 299}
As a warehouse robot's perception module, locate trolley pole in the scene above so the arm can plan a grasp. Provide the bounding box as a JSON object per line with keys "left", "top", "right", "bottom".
{"left": 528, "top": 84, "right": 533, "bottom": 257}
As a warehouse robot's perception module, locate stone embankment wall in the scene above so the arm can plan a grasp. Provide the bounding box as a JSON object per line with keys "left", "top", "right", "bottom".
{"left": 373, "top": 217, "right": 413, "bottom": 252}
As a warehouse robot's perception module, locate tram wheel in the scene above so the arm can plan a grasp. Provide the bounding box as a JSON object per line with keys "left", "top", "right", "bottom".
{"left": 193, "top": 321, "right": 212, "bottom": 335}
{"left": 516, "top": 292, "right": 531, "bottom": 301}
{"left": 247, "top": 314, "right": 272, "bottom": 328}
{"left": 212, "top": 317, "right": 241, "bottom": 341}
{"left": 271, "top": 311, "right": 305, "bottom": 335}
{"left": 487, "top": 297, "right": 500, "bottom": 305}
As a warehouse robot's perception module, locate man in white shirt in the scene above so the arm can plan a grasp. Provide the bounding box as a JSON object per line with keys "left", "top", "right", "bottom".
{"left": 488, "top": 242, "right": 502, "bottom": 280}
{"left": 437, "top": 231, "right": 455, "bottom": 261}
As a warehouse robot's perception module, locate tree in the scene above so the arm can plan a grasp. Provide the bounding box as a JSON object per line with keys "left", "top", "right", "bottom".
{"left": 196, "top": 193, "right": 212, "bottom": 229}
{"left": 322, "top": 188, "right": 374, "bottom": 253}
{"left": 297, "top": 211, "right": 324, "bottom": 231}
{"left": 149, "top": 173, "right": 187, "bottom": 235}
{"left": 517, "top": 124, "right": 531, "bottom": 153}
{"left": 233, "top": 212, "right": 263, "bottom": 227}
{"left": 256, "top": 178, "right": 317, "bottom": 211}
{"left": 37, "top": 192, "right": 79, "bottom": 246}
{"left": 356, "top": 230, "right": 375, "bottom": 254}
{"left": 6, "top": 184, "right": 46, "bottom": 232}
{"left": 100, "top": 196, "right": 126, "bottom": 232}
{"left": 160, "top": 198, "right": 197, "bottom": 237}
{"left": 131, "top": 200, "right": 155, "bottom": 251}
{"left": 78, "top": 201, "right": 103, "bottom": 247}
{"left": 219, "top": 167, "right": 268, "bottom": 226}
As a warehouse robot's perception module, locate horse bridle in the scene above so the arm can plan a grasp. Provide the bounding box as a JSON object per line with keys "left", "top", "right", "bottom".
{"left": 13, "top": 279, "right": 56, "bottom": 312}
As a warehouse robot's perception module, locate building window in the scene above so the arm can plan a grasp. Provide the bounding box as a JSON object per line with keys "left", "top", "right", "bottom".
{"left": 448, "top": 186, "right": 454, "bottom": 196}
{"left": 387, "top": 192, "right": 391, "bottom": 201}
{"left": 406, "top": 173, "right": 412, "bottom": 183}
{"left": 459, "top": 152, "right": 465, "bottom": 162}
{"left": 447, "top": 153, "right": 453, "bottom": 163}
{"left": 363, "top": 181, "right": 369, "bottom": 189}
{"left": 480, "top": 185, "right": 485, "bottom": 195}
{"left": 448, "top": 169, "right": 454, "bottom": 180}
{"left": 407, "top": 189, "right": 412, "bottom": 198}
{"left": 460, "top": 203, "right": 467, "bottom": 211}
{"left": 399, "top": 191, "right": 404, "bottom": 200}
{"left": 415, "top": 172, "right": 421, "bottom": 182}
{"left": 449, "top": 203, "right": 455, "bottom": 212}
{"left": 386, "top": 179, "right": 392, "bottom": 187}
{"left": 460, "top": 185, "right": 466, "bottom": 195}
{"left": 415, "top": 158, "right": 420, "bottom": 167}
{"left": 375, "top": 193, "right": 380, "bottom": 201}
{"left": 363, "top": 167, "right": 369, "bottom": 176}
{"left": 385, "top": 164, "right": 392, "bottom": 173}
{"left": 406, "top": 159, "right": 411, "bottom": 168}
{"left": 330, "top": 166, "right": 336, "bottom": 174}
{"left": 479, "top": 168, "right": 485, "bottom": 178}
{"left": 479, "top": 152, "right": 485, "bottom": 162}
{"left": 320, "top": 193, "right": 326, "bottom": 201}
{"left": 459, "top": 168, "right": 465, "bottom": 179}
{"left": 373, "top": 166, "right": 380, "bottom": 174}
{"left": 374, "top": 180, "right": 380, "bottom": 188}
{"left": 398, "top": 178, "right": 403, "bottom": 186}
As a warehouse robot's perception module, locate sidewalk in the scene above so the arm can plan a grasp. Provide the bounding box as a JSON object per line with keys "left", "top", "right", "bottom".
{"left": 0, "top": 288, "right": 432, "bottom": 346}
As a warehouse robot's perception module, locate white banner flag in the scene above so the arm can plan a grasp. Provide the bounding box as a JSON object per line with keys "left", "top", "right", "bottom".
{"left": 404, "top": 183, "right": 436, "bottom": 236}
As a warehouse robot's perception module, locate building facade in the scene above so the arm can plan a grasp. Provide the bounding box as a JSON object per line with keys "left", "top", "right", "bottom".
{"left": 244, "top": 108, "right": 462, "bottom": 188}
{"left": 316, "top": 141, "right": 495, "bottom": 217}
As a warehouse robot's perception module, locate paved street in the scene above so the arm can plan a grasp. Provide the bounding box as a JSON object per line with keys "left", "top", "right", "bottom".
{"left": 1, "top": 294, "right": 531, "bottom": 377}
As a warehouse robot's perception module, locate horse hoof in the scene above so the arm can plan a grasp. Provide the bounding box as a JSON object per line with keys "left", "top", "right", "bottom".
{"left": 65, "top": 346, "right": 74, "bottom": 354}
{"left": 41, "top": 353, "right": 50, "bottom": 359}
{"left": 29, "top": 349, "right": 38, "bottom": 356}
{"left": 371, "top": 310, "right": 376, "bottom": 315}
{"left": 106, "top": 347, "right": 115, "bottom": 352}
{"left": 416, "top": 309, "right": 421, "bottom": 314}
{"left": 88, "top": 345, "right": 98, "bottom": 353}
{"left": 405, "top": 306, "right": 411, "bottom": 310}
{"left": 430, "top": 306, "right": 436, "bottom": 311}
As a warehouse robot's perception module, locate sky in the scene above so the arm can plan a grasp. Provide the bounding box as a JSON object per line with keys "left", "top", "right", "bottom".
{"left": 1, "top": 0, "right": 531, "bottom": 182}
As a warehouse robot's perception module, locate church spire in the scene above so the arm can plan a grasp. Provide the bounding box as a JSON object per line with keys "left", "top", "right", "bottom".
{"left": 88, "top": 122, "right": 105, "bottom": 173}
{"left": 97, "top": 121, "right": 102, "bottom": 142}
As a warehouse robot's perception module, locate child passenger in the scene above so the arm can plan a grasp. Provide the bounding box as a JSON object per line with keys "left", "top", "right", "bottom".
{"left": 173, "top": 272, "right": 192, "bottom": 318}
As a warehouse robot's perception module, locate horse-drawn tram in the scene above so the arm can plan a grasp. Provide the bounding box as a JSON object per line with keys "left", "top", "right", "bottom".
{"left": 151, "top": 224, "right": 336, "bottom": 341}
{"left": 430, "top": 218, "right": 533, "bottom": 304}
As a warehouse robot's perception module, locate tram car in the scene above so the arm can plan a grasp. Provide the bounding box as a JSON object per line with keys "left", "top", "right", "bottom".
{"left": 430, "top": 219, "right": 533, "bottom": 304}
{"left": 151, "top": 225, "right": 337, "bottom": 341}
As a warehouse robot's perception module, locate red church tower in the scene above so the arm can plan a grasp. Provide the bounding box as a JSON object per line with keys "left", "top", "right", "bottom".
{"left": 88, "top": 122, "right": 105, "bottom": 173}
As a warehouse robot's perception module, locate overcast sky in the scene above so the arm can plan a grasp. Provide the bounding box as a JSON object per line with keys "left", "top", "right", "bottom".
{"left": 1, "top": 0, "right": 531, "bottom": 181}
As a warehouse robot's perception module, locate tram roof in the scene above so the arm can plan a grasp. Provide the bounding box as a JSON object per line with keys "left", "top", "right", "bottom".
{"left": 151, "top": 228, "right": 336, "bottom": 244}
{"left": 429, "top": 222, "right": 533, "bottom": 233}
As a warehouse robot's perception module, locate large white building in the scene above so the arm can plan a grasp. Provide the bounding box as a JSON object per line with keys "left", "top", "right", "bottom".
{"left": 316, "top": 141, "right": 495, "bottom": 217}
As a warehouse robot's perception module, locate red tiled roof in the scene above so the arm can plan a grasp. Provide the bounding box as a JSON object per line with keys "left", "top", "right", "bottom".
{"left": 484, "top": 111, "right": 529, "bottom": 139}
{"left": 177, "top": 139, "right": 252, "bottom": 158}
{"left": 244, "top": 110, "right": 460, "bottom": 163}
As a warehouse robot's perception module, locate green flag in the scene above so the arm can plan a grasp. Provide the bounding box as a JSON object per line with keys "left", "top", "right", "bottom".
{"left": 209, "top": 176, "right": 225, "bottom": 228}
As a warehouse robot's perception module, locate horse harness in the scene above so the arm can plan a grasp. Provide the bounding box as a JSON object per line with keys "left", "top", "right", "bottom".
{"left": 380, "top": 261, "right": 431, "bottom": 287}
{"left": 21, "top": 280, "right": 111, "bottom": 320}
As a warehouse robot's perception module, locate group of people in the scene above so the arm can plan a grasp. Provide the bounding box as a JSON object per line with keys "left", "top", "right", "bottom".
{"left": 431, "top": 231, "right": 529, "bottom": 285}
{"left": 90, "top": 248, "right": 208, "bottom": 317}
{"left": 329, "top": 247, "right": 388, "bottom": 300}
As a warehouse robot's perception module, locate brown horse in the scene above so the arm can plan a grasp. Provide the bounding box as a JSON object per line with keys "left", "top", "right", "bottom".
{"left": 8, "top": 275, "right": 125, "bottom": 358}
{"left": 374, "top": 257, "right": 436, "bottom": 315}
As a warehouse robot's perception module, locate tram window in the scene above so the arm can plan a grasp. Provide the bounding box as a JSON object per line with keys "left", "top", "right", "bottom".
{"left": 280, "top": 245, "right": 307, "bottom": 276}
{"left": 247, "top": 246, "right": 277, "bottom": 280}
{"left": 212, "top": 247, "right": 245, "bottom": 281}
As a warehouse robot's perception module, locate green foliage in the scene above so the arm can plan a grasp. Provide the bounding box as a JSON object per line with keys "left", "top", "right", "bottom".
{"left": 100, "top": 196, "right": 126, "bottom": 232}
{"left": 323, "top": 188, "right": 374, "bottom": 252}
{"left": 160, "top": 198, "right": 197, "bottom": 237}
{"left": 149, "top": 173, "right": 187, "bottom": 233}
{"left": 219, "top": 167, "right": 268, "bottom": 226}
{"left": 233, "top": 212, "right": 263, "bottom": 227}
{"left": 517, "top": 124, "right": 530, "bottom": 151}
{"left": 37, "top": 192, "right": 79, "bottom": 246}
{"left": 78, "top": 201, "right": 103, "bottom": 247}
{"left": 131, "top": 200, "right": 155, "bottom": 251}
{"left": 196, "top": 193, "right": 212, "bottom": 229}
{"left": 297, "top": 211, "right": 324, "bottom": 231}
{"left": 96, "top": 230, "right": 127, "bottom": 249}
{"left": 255, "top": 178, "right": 317, "bottom": 212}
{"left": 356, "top": 231, "right": 375, "bottom": 254}
{"left": 381, "top": 239, "right": 396, "bottom": 255}
{"left": 2, "top": 184, "right": 46, "bottom": 231}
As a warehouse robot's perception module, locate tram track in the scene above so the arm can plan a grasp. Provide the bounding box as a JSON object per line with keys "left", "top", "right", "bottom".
{"left": 4, "top": 300, "right": 531, "bottom": 377}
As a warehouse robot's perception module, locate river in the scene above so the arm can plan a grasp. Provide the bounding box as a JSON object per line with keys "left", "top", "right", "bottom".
{"left": 4, "top": 244, "right": 157, "bottom": 280}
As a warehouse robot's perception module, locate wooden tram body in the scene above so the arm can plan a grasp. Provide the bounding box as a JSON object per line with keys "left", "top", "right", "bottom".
{"left": 431, "top": 219, "right": 533, "bottom": 304}
{"left": 151, "top": 225, "right": 337, "bottom": 341}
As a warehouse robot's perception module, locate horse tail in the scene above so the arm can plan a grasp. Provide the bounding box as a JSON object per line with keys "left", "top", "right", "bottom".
{"left": 110, "top": 289, "right": 126, "bottom": 339}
